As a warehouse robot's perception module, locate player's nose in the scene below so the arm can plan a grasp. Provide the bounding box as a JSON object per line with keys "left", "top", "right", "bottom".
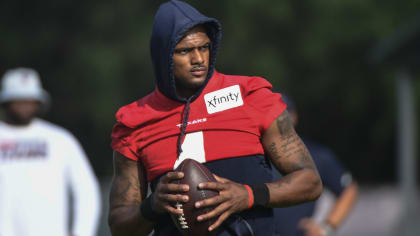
{"left": 191, "top": 49, "right": 204, "bottom": 64}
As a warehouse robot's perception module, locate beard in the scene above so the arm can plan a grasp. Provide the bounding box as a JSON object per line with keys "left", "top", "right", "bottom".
{"left": 174, "top": 74, "right": 208, "bottom": 99}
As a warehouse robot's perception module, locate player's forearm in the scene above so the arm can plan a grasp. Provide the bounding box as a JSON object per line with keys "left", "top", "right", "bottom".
{"left": 325, "top": 181, "right": 358, "bottom": 228}
{"left": 266, "top": 168, "right": 322, "bottom": 207}
{"left": 109, "top": 206, "right": 154, "bottom": 236}
{"left": 262, "top": 111, "right": 322, "bottom": 207}
{"left": 109, "top": 152, "right": 153, "bottom": 235}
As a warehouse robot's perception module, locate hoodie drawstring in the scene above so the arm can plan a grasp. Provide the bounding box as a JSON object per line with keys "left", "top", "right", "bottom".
{"left": 177, "top": 97, "right": 193, "bottom": 156}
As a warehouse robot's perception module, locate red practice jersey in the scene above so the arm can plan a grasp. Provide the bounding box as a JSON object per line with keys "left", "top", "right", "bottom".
{"left": 111, "top": 71, "right": 286, "bottom": 181}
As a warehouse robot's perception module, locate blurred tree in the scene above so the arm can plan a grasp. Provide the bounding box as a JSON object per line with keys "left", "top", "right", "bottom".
{"left": 0, "top": 0, "right": 418, "bottom": 181}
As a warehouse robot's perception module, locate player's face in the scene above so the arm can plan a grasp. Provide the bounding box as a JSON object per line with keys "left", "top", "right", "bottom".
{"left": 4, "top": 100, "right": 40, "bottom": 125}
{"left": 173, "top": 25, "right": 210, "bottom": 98}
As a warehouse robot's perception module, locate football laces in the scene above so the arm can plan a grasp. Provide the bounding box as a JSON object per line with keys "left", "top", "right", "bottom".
{"left": 175, "top": 202, "right": 189, "bottom": 229}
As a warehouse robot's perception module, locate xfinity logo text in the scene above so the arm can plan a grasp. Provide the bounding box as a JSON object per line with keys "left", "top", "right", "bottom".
{"left": 206, "top": 93, "right": 239, "bottom": 108}
{"left": 204, "top": 85, "right": 243, "bottom": 114}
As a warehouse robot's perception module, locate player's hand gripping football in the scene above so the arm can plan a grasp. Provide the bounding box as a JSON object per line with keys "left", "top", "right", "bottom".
{"left": 194, "top": 174, "right": 250, "bottom": 231}
{"left": 152, "top": 171, "right": 189, "bottom": 215}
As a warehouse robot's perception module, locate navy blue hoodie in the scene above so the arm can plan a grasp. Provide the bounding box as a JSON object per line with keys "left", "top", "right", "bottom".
{"left": 150, "top": 0, "right": 221, "bottom": 103}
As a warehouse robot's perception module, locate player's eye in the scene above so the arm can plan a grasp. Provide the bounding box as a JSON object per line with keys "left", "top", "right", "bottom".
{"left": 175, "top": 48, "right": 192, "bottom": 55}
{"left": 199, "top": 43, "right": 210, "bottom": 51}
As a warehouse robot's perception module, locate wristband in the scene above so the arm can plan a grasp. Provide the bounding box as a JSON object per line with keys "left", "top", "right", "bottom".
{"left": 249, "top": 183, "right": 269, "bottom": 207}
{"left": 243, "top": 184, "right": 254, "bottom": 209}
{"left": 140, "top": 194, "right": 160, "bottom": 221}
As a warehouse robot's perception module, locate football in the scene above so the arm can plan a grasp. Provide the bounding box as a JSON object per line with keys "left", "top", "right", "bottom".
{"left": 170, "top": 159, "right": 219, "bottom": 236}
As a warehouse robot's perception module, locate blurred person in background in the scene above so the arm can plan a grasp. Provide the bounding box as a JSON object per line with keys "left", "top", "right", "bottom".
{"left": 0, "top": 68, "right": 101, "bottom": 236}
{"left": 273, "top": 95, "right": 359, "bottom": 236}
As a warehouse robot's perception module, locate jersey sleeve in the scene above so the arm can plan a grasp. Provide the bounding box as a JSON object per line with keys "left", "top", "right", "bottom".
{"left": 110, "top": 107, "right": 140, "bottom": 161}
{"left": 243, "top": 77, "right": 287, "bottom": 133}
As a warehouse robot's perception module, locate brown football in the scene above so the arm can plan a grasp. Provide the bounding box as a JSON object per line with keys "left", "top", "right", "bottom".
{"left": 170, "top": 159, "right": 219, "bottom": 236}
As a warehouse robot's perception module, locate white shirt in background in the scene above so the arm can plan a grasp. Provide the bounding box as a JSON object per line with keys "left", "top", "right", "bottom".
{"left": 0, "top": 118, "right": 101, "bottom": 236}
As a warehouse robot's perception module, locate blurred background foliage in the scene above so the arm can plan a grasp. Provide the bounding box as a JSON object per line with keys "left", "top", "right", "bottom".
{"left": 0, "top": 0, "right": 419, "bottom": 183}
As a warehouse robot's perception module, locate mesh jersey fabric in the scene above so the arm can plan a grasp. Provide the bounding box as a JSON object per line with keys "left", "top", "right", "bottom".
{"left": 111, "top": 71, "right": 286, "bottom": 181}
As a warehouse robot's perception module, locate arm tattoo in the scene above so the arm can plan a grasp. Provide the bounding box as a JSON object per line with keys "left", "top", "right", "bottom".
{"left": 109, "top": 155, "right": 143, "bottom": 207}
{"left": 268, "top": 111, "right": 315, "bottom": 174}
{"left": 276, "top": 111, "right": 295, "bottom": 136}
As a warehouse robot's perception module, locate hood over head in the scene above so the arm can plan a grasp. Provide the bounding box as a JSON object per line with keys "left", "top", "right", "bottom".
{"left": 150, "top": 0, "right": 222, "bottom": 103}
